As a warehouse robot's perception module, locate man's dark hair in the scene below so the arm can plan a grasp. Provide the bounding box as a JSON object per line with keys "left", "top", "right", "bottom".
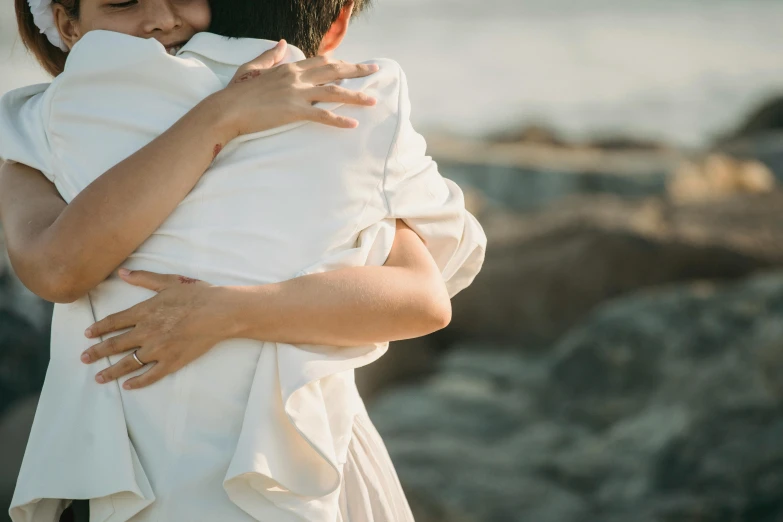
{"left": 209, "top": 0, "right": 372, "bottom": 58}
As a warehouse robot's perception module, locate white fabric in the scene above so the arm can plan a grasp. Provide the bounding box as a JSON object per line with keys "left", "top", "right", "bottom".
{"left": 0, "top": 31, "right": 486, "bottom": 522}
{"left": 27, "top": 0, "right": 68, "bottom": 51}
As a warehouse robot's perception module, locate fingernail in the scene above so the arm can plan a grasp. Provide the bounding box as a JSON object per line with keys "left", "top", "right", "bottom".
{"left": 370, "top": 64, "right": 379, "bottom": 71}
{"left": 119, "top": 268, "right": 131, "bottom": 276}
{"left": 81, "top": 353, "right": 90, "bottom": 363}
{"left": 84, "top": 327, "right": 93, "bottom": 338}
{"left": 96, "top": 374, "right": 105, "bottom": 384}
{"left": 123, "top": 382, "right": 131, "bottom": 390}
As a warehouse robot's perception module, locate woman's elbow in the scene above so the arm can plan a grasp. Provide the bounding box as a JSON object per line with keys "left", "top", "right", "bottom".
{"left": 17, "top": 262, "right": 86, "bottom": 304}
{"left": 419, "top": 284, "right": 452, "bottom": 334}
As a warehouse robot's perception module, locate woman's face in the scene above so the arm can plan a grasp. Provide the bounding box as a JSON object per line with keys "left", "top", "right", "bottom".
{"left": 56, "top": 0, "right": 211, "bottom": 54}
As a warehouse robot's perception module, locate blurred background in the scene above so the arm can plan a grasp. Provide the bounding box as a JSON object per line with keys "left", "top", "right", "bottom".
{"left": 3, "top": 0, "right": 783, "bottom": 520}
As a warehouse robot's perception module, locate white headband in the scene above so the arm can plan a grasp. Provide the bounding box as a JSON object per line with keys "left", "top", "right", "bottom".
{"left": 28, "top": 0, "right": 69, "bottom": 52}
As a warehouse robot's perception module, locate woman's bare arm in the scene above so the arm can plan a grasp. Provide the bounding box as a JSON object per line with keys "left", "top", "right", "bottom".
{"left": 82, "top": 221, "right": 452, "bottom": 389}
{"left": 215, "top": 220, "right": 452, "bottom": 345}
{"left": 0, "top": 98, "right": 231, "bottom": 303}
{"left": 0, "top": 49, "right": 377, "bottom": 303}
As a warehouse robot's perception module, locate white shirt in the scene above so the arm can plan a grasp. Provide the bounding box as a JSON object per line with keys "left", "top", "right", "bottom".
{"left": 0, "top": 31, "right": 486, "bottom": 522}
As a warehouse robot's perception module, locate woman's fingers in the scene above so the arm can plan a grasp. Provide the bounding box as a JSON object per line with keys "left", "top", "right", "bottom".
{"left": 229, "top": 41, "right": 288, "bottom": 84}
{"left": 307, "top": 85, "right": 377, "bottom": 107}
{"left": 246, "top": 40, "right": 288, "bottom": 69}
{"left": 94, "top": 347, "right": 152, "bottom": 384}
{"left": 82, "top": 331, "right": 141, "bottom": 364}
{"left": 122, "top": 362, "right": 171, "bottom": 390}
{"left": 303, "top": 107, "right": 359, "bottom": 129}
{"left": 84, "top": 305, "right": 141, "bottom": 339}
{"left": 118, "top": 269, "right": 178, "bottom": 292}
{"left": 293, "top": 54, "right": 330, "bottom": 70}
{"left": 301, "top": 61, "right": 379, "bottom": 86}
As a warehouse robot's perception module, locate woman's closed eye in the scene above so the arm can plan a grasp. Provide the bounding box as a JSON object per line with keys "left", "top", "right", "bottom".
{"left": 106, "top": 0, "right": 138, "bottom": 9}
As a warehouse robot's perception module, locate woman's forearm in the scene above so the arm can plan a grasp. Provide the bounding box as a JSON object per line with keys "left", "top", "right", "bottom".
{"left": 213, "top": 221, "right": 452, "bottom": 346}
{"left": 4, "top": 96, "right": 233, "bottom": 303}
{"left": 216, "top": 265, "right": 451, "bottom": 346}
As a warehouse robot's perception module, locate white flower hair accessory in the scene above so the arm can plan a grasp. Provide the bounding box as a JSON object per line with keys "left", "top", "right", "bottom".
{"left": 27, "top": 0, "right": 69, "bottom": 51}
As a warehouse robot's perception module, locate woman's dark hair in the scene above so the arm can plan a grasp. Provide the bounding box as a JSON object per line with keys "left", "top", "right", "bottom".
{"left": 15, "top": 0, "right": 80, "bottom": 77}
{"left": 209, "top": 0, "right": 372, "bottom": 58}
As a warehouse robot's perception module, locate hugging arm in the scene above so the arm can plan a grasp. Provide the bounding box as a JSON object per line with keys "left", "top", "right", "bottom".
{"left": 84, "top": 220, "right": 453, "bottom": 390}
{"left": 0, "top": 45, "right": 377, "bottom": 303}
{"left": 0, "top": 95, "right": 235, "bottom": 303}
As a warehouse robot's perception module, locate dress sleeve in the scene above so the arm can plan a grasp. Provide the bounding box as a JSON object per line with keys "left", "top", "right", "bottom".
{"left": 381, "top": 67, "right": 487, "bottom": 297}
{"left": 0, "top": 83, "right": 55, "bottom": 181}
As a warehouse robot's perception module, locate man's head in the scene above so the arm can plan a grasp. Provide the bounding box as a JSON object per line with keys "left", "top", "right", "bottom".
{"left": 209, "top": 0, "right": 371, "bottom": 57}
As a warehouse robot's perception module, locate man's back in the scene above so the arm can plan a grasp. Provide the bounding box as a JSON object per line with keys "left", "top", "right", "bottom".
{"left": 43, "top": 31, "right": 418, "bottom": 286}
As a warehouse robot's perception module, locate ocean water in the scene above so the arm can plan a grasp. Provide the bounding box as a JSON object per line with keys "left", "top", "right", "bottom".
{"left": 2, "top": 0, "right": 783, "bottom": 147}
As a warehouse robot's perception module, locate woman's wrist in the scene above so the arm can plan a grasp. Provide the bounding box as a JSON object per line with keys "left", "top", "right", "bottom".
{"left": 197, "top": 92, "right": 241, "bottom": 143}
{"left": 207, "top": 283, "right": 276, "bottom": 341}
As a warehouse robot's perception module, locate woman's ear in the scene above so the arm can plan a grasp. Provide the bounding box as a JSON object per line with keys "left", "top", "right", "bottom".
{"left": 317, "top": 1, "right": 355, "bottom": 56}
{"left": 52, "top": 3, "right": 82, "bottom": 50}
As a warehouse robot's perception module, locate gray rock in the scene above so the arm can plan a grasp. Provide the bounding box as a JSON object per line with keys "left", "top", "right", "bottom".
{"left": 448, "top": 193, "right": 783, "bottom": 344}
{"left": 0, "top": 395, "right": 39, "bottom": 517}
{"left": 653, "top": 405, "right": 783, "bottom": 522}
{"left": 0, "top": 309, "right": 48, "bottom": 418}
{"left": 550, "top": 274, "right": 783, "bottom": 429}
{"left": 719, "top": 132, "right": 783, "bottom": 183}
{"left": 371, "top": 272, "right": 783, "bottom": 522}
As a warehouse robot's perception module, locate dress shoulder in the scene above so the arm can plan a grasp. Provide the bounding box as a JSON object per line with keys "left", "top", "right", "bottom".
{"left": 0, "top": 82, "right": 55, "bottom": 181}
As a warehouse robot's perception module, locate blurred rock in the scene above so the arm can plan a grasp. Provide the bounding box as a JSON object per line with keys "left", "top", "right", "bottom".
{"left": 0, "top": 228, "right": 53, "bottom": 331}
{"left": 447, "top": 192, "right": 783, "bottom": 344}
{"left": 724, "top": 95, "right": 783, "bottom": 141}
{"left": 652, "top": 405, "right": 783, "bottom": 522}
{"left": 355, "top": 338, "right": 437, "bottom": 402}
{"left": 487, "top": 124, "right": 567, "bottom": 148}
{"left": 714, "top": 96, "right": 783, "bottom": 182}
{"left": 718, "top": 132, "right": 783, "bottom": 184}
{"left": 429, "top": 135, "right": 679, "bottom": 213}
{"left": 668, "top": 153, "right": 775, "bottom": 203}
{"left": 0, "top": 394, "right": 38, "bottom": 517}
{"left": 486, "top": 124, "right": 670, "bottom": 152}
{"left": 371, "top": 271, "right": 783, "bottom": 522}
{"left": 0, "top": 309, "right": 48, "bottom": 418}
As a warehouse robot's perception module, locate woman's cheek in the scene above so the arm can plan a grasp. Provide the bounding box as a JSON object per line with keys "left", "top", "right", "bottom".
{"left": 184, "top": 0, "right": 212, "bottom": 33}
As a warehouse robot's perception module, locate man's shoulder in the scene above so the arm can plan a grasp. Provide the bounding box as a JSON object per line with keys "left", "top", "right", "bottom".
{"left": 63, "top": 31, "right": 168, "bottom": 74}
{"left": 337, "top": 58, "right": 410, "bottom": 111}
{"left": 61, "top": 31, "right": 213, "bottom": 85}
{"left": 53, "top": 31, "right": 218, "bottom": 107}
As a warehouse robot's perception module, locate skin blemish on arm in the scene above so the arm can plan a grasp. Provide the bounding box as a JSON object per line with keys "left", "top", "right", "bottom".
{"left": 213, "top": 143, "right": 223, "bottom": 159}
{"left": 178, "top": 276, "right": 200, "bottom": 285}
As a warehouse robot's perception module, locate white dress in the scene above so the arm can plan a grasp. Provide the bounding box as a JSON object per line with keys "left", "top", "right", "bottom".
{"left": 0, "top": 32, "right": 486, "bottom": 522}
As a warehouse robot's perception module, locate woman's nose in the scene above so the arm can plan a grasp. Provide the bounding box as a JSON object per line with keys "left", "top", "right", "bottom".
{"left": 142, "top": 0, "right": 183, "bottom": 34}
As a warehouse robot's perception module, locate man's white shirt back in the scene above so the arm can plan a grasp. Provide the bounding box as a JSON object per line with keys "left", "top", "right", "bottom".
{"left": 0, "top": 31, "right": 486, "bottom": 522}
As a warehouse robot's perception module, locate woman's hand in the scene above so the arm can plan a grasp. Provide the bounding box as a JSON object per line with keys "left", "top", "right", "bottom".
{"left": 81, "top": 269, "right": 229, "bottom": 390}
{"left": 211, "top": 40, "right": 379, "bottom": 136}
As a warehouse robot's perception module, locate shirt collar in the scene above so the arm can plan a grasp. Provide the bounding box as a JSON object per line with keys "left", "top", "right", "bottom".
{"left": 178, "top": 32, "right": 307, "bottom": 66}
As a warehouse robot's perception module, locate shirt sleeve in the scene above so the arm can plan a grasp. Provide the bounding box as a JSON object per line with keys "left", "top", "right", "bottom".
{"left": 381, "top": 66, "right": 487, "bottom": 297}
{"left": 0, "top": 83, "right": 55, "bottom": 181}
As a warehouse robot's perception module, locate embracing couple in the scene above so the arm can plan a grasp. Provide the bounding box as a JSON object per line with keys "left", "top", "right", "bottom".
{"left": 0, "top": 0, "right": 486, "bottom": 521}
